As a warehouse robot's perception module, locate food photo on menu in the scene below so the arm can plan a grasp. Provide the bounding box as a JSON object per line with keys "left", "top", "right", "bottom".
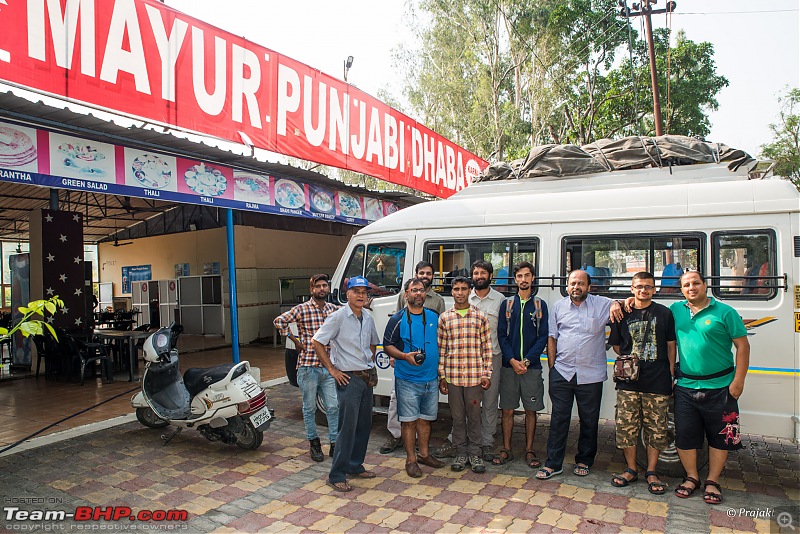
{"left": 274, "top": 178, "right": 306, "bottom": 210}
{"left": 50, "top": 133, "right": 115, "bottom": 181}
{"left": 337, "top": 192, "right": 363, "bottom": 219}
{"left": 183, "top": 162, "right": 228, "bottom": 197}
{"left": 308, "top": 185, "right": 335, "bottom": 216}
{"left": 0, "top": 123, "right": 38, "bottom": 172}
{"left": 128, "top": 152, "right": 175, "bottom": 190}
{"left": 233, "top": 171, "right": 272, "bottom": 204}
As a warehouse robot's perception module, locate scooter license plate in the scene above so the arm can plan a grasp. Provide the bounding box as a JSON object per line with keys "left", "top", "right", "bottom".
{"left": 250, "top": 406, "right": 272, "bottom": 429}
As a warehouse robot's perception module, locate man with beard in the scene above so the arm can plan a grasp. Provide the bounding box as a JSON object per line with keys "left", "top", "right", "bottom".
{"left": 274, "top": 274, "right": 340, "bottom": 462}
{"left": 670, "top": 271, "right": 749, "bottom": 505}
{"left": 383, "top": 278, "right": 445, "bottom": 477}
{"left": 537, "top": 269, "right": 623, "bottom": 479}
{"left": 493, "top": 262, "right": 548, "bottom": 469}
{"left": 313, "top": 276, "right": 380, "bottom": 492}
{"left": 380, "top": 261, "right": 446, "bottom": 455}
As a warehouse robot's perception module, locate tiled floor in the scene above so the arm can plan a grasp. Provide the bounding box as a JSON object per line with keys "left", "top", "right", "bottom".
{"left": 1, "top": 381, "right": 798, "bottom": 532}
{"left": 0, "top": 337, "right": 287, "bottom": 448}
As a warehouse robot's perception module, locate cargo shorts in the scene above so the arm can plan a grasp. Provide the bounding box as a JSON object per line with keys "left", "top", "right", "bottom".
{"left": 615, "top": 390, "right": 670, "bottom": 450}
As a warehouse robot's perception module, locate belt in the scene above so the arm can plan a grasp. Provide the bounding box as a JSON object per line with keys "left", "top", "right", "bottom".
{"left": 346, "top": 369, "right": 372, "bottom": 382}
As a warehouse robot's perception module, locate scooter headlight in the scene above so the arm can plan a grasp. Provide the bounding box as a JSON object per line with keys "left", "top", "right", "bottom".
{"left": 154, "top": 332, "right": 170, "bottom": 351}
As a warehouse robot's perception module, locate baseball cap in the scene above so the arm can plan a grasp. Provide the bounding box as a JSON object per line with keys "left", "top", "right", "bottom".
{"left": 347, "top": 276, "right": 370, "bottom": 289}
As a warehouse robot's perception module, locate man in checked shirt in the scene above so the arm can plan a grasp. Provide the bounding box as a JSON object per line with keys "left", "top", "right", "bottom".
{"left": 274, "top": 274, "right": 340, "bottom": 462}
{"left": 438, "top": 276, "right": 493, "bottom": 473}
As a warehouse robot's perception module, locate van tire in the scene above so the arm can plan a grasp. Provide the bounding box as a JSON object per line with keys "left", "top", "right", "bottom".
{"left": 635, "top": 400, "right": 708, "bottom": 478}
{"left": 315, "top": 393, "right": 329, "bottom": 427}
{"left": 285, "top": 348, "right": 298, "bottom": 387}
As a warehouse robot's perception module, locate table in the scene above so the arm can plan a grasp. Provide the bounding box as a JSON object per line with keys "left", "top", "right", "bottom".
{"left": 93, "top": 329, "right": 152, "bottom": 381}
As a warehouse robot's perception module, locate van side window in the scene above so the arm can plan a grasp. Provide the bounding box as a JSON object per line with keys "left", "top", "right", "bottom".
{"left": 713, "top": 231, "right": 776, "bottom": 300}
{"left": 423, "top": 239, "right": 538, "bottom": 296}
{"left": 562, "top": 234, "right": 703, "bottom": 298}
{"left": 339, "top": 243, "right": 407, "bottom": 302}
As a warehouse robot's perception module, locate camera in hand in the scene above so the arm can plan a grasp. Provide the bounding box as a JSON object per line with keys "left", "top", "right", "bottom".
{"left": 414, "top": 351, "right": 426, "bottom": 365}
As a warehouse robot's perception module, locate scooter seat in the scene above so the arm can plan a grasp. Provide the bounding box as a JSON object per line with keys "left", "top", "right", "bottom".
{"left": 183, "top": 363, "right": 236, "bottom": 397}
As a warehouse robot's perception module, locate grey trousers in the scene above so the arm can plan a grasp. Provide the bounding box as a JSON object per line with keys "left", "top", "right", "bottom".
{"left": 449, "top": 384, "right": 483, "bottom": 456}
{"left": 480, "top": 352, "right": 502, "bottom": 446}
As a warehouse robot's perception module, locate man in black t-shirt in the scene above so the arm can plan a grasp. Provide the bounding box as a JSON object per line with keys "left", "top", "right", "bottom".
{"left": 609, "top": 272, "right": 676, "bottom": 495}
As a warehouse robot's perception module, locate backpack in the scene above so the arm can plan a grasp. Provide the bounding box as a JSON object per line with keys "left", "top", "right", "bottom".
{"left": 505, "top": 295, "right": 542, "bottom": 338}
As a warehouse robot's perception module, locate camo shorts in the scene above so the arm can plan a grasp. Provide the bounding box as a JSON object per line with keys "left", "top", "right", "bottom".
{"left": 615, "top": 390, "right": 670, "bottom": 450}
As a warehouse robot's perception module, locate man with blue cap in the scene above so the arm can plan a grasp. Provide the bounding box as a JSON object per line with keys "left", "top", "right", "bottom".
{"left": 313, "top": 275, "right": 380, "bottom": 492}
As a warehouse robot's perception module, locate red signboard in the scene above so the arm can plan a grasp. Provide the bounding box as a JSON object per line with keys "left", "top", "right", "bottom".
{"left": 0, "top": 0, "right": 486, "bottom": 198}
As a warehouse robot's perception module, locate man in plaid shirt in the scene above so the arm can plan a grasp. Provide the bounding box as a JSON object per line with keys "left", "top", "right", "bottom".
{"left": 274, "top": 274, "right": 340, "bottom": 462}
{"left": 438, "top": 276, "right": 492, "bottom": 473}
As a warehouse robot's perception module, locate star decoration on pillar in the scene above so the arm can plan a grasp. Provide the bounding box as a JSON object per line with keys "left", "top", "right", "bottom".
{"left": 74, "top": 288, "right": 82, "bottom": 296}
{"left": 74, "top": 256, "right": 82, "bottom": 264}
{"left": 59, "top": 273, "right": 67, "bottom": 282}
{"left": 74, "top": 317, "right": 83, "bottom": 326}
{"left": 73, "top": 214, "right": 80, "bottom": 222}
{"left": 60, "top": 306, "right": 69, "bottom": 315}
{"left": 46, "top": 316, "right": 55, "bottom": 324}
{"left": 46, "top": 287, "right": 54, "bottom": 296}
{"left": 59, "top": 234, "right": 67, "bottom": 243}
{"left": 47, "top": 253, "right": 55, "bottom": 262}
{"left": 45, "top": 214, "right": 53, "bottom": 222}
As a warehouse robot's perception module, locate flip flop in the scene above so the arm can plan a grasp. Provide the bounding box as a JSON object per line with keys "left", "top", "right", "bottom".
{"left": 573, "top": 464, "right": 590, "bottom": 476}
{"left": 491, "top": 448, "right": 513, "bottom": 465}
{"left": 674, "top": 476, "right": 700, "bottom": 498}
{"left": 535, "top": 467, "right": 563, "bottom": 480}
{"left": 703, "top": 480, "right": 723, "bottom": 504}
{"left": 645, "top": 471, "right": 667, "bottom": 495}
{"left": 611, "top": 467, "right": 638, "bottom": 487}
{"left": 326, "top": 480, "right": 352, "bottom": 492}
{"left": 525, "top": 450, "right": 541, "bottom": 469}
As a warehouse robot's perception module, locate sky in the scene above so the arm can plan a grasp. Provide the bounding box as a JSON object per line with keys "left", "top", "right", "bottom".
{"left": 166, "top": 0, "right": 799, "bottom": 158}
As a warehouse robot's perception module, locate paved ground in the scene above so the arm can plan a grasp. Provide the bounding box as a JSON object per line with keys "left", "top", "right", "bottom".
{"left": 1, "top": 381, "right": 798, "bottom": 533}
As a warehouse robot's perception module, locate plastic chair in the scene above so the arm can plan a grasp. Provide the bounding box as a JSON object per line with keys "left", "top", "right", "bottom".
{"left": 62, "top": 332, "right": 113, "bottom": 385}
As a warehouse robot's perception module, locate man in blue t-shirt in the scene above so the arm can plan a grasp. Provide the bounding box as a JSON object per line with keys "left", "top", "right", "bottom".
{"left": 383, "top": 278, "right": 445, "bottom": 477}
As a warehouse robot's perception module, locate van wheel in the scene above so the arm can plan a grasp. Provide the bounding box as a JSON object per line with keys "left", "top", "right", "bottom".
{"left": 635, "top": 401, "right": 708, "bottom": 478}
{"left": 285, "top": 348, "right": 298, "bottom": 387}
{"left": 136, "top": 407, "right": 169, "bottom": 429}
{"left": 315, "top": 393, "right": 329, "bottom": 427}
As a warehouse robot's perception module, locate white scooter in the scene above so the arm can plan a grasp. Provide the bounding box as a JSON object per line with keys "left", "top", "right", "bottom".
{"left": 131, "top": 323, "right": 273, "bottom": 449}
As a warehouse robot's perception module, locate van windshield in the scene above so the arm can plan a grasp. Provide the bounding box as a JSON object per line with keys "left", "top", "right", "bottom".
{"left": 339, "top": 242, "right": 406, "bottom": 301}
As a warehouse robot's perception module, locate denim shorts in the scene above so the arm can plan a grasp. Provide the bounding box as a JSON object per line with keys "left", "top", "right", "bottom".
{"left": 395, "top": 377, "right": 439, "bottom": 422}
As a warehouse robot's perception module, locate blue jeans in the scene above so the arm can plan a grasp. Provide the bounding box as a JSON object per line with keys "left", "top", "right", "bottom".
{"left": 545, "top": 367, "right": 603, "bottom": 471}
{"left": 297, "top": 366, "right": 339, "bottom": 443}
{"left": 329, "top": 374, "right": 373, "bottom": 484}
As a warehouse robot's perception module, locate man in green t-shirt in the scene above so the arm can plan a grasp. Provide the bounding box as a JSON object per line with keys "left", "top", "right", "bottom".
{"left": 670, "top": 271, "right": 750, "bottom": 506}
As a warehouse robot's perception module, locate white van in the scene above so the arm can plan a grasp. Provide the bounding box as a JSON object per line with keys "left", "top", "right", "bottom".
{"left": 326, "top": 156, "right": 799, "bottom": 472}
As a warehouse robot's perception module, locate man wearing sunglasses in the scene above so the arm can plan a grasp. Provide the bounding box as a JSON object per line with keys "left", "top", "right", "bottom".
{"left": 608, "top": 272, "right": 676, "bottom": 495}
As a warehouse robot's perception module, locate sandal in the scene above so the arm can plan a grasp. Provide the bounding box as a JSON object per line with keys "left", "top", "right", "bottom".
{"left": 491, "top": 448, "right": 514, "bottom": 465}
{"left": 525, "top": 450, "right": 541, "bottom": 469}
{"left": 611, "top": 467, "right": 638, "bottom": 487}
{"left": 535, "top": 467, "right": 563, "bottom": 480}
{"left": 326, "top": 480, "right": 352, "bottom": 492}
{"left": 573, "top": 464, "right": 590, "bottom": 476}
{"left": 674, "top": 476, "right": 700, "bottom": 498}
{"left": 703, "top": 480, "right": 723, "bottom": 505}
{"left": 645, "top": 471, "right": 666, "bottom": 495}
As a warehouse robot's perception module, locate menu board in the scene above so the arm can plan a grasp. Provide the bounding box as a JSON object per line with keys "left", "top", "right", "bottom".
{"left": 0, "top": 120, "right": 399, "bottom": 226}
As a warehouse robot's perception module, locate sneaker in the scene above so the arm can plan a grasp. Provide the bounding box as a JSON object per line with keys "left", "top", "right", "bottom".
{"left": 309, "top": 438, "right": 324, "bottom": 462}
{"left": 433, "top": 439, "right": 456, "bottom": 459}
{"left": 451, "top": 454, "right": 468, "bottom": 472}
{"left": 470, "top": 455, "right": 486, "bottom": 473}
{"left": 379, "top": 435, "right": 403, "bottom": 454}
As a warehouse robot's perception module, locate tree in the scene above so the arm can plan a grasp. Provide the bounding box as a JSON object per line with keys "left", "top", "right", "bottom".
{"left": 760, "top": 88, "right": 800, "bottom": 190}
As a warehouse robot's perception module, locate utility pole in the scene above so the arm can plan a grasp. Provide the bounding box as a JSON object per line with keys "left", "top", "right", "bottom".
{"left": 619, "top": 0, "right": 676, "bottom": 136}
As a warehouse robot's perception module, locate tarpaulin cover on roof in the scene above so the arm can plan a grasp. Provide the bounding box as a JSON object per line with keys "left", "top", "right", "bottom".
{"left": 475, "top": 135, "right": 755, "bottom": 182}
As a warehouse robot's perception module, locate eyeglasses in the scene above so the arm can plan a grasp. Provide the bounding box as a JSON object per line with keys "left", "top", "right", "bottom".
{"left": 408, "top": 288, "right": 425, "bottom": 294}
{"left": 632, "top": 285, "right": 655, "bottom": 291}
